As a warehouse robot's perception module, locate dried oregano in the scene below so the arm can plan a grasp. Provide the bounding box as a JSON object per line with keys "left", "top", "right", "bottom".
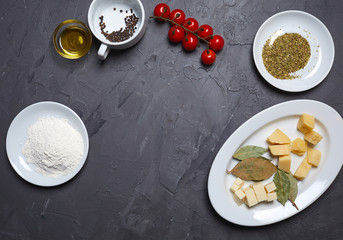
{"left": 262, "top": 33, "right": 311, "bottom": 79}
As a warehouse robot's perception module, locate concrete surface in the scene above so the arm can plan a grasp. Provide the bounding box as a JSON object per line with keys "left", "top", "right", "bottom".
{"left": 1, "top": 0, "right": 343, "bottom": 239}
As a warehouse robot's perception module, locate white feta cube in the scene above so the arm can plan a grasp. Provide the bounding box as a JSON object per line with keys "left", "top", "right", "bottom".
{"left": 243, "top": 187, "right": 258, "bottom": 207}
{"left": 251, "top": 183, "right": 267, "bottom": 202}
{"left": 267, "top": 192, "right": 277, "bottom": 202}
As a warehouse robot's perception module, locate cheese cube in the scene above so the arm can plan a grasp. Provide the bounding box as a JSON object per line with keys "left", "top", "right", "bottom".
{"left": 269, "top": 144, "right": 291, "bottom": 156}
{"left": 264, "top": 182, "right": 277, "bottom": 193}
{"left": 294, "top": 155, "right": 312, "bottom": 180}
{"left": 234, "top": 189, "right": 246, "bottom": 201}
{"left": 291, "top": 138, "right": 307, "bottom": 156}
{"left": 243, "top": 187, "right": 258, "bottom": 207}
{"left": 307, "top": 147, "right": 322, "bottom": 167}
{"left": 233, "top": 189, "right": 246, "bottom": 206}
{"left": 267, "top": 129, "right": 291, "bottom": 144}
{"left": 267, "top": 192, "right": 277, "bottom": 202}
{"left": 251, "top": 183, "right": 267, "bottom": 202}
{"left": 304, "top": 130, "right": 323, "bottom": 145}
{"left": 233, "top": 177, "right": 245, "bottom": 188}
{"left": 233, "top": 194, "right": 243, "bottom": 206}
{"left": 230, "top": 183, "right": 240, "bottom": 193}
{"left": 297, "top": 113, "right": 315, "bottom": 134}
{"left": 278, "top": 155, "right": 291, "bottom": 173}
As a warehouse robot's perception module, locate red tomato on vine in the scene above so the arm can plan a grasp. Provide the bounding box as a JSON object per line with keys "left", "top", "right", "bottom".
{"left": 182, "top": 18, "right": 199, "bottom": 32}
{"left": 169, "top": 9, "right": 186, "bottom": 25}
{"left": 209, "top": 35, "right": 224, "bottom": 51}
{"left": 153, "top": 3, "right": 170, "bottom": 21}
{"left": 201, "top": 49, "right": 216, "bottom": 65}
{"left": 168, "top": 26, "right": 185, "bottom": 43}
{"left": 197, "top": 25, "right": 213, "bottom": 40}
{"left": 182, "top": 34, "right": 198, "bottom": 51}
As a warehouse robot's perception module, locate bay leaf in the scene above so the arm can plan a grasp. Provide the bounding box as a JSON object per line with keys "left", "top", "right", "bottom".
{"left": 273, "top": 170, "right": 290, "bottom": 206}
{"left": 227, "top": 157, "right": 277, "bottom": 181}
{"left": 286, "top": 173, "right": 299, "bottom": 210}
{"left": 233, "top": 145, "right": 268, "bottom": 160}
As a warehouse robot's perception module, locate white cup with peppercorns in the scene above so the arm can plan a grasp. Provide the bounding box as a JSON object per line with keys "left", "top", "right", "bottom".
{"left": 88, "top": 0, "right": 147, "bottom": 60}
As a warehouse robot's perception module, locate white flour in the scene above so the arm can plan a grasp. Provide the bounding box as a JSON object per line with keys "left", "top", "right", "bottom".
{"left": 22, "top": 116, "right": 84, "bottom": 177}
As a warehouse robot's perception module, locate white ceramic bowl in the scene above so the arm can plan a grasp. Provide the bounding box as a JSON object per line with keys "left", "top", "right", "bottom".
{"left": 88, "top": 0, "right": 147, "bottom": 60}
{"left": 253, "top": 10, "right": 335, "bottom": 92}
{"left": 6, "top": 102, "right": 89, "bottom": 187}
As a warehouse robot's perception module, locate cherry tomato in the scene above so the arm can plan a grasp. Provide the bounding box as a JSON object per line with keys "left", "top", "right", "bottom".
{"left": 182, "top": 18, "right": 199, "bottom": 32}
{"left": 154, "top": 3, "right": 170, "bottom": 21}
{"left": 168, "top": 26, "right": 185, "bottom": 43}
{"left": 201, "top": 49, "right": 216, "bottom": 65}
{"left": 209, "top": 35, "right": 224, "bottom": 51}
{"left": 182, "top": 34, "right": 198, "bottom": 51}
{"left": 197, "top": 24, "right": 213, "bottom": 40}
{"left": 169, "top": 9, "right": 186, "bottom": 25}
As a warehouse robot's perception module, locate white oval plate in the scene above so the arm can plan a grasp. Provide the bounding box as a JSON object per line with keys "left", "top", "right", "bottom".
{"left": 208, "top": 100, "right": 343, "bottom": 226}
{"left": 6, "top": 102, "right": 89, "bottom": 187}
{"left": 253, "top": 10, "right": 335, "bottom": 92}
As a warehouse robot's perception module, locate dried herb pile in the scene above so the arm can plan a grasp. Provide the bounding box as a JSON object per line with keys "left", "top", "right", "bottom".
{"left": 262, "top": 33, "right": 311, "bottom": 79}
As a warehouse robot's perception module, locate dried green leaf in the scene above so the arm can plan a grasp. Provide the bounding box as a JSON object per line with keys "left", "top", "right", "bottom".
{"left": 227, "top": 157, "right": 277, "bottom": 181}
{"left": 233, "top": 145, "right": 268, "bottom": 160}
{"left": 286, "top": 173, "right": 299, "bottom": 210}
{"left": 273, "top": 170, "right": 290, "bottom": 206}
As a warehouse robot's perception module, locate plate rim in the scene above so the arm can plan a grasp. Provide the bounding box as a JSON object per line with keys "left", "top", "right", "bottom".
{"left": 5, "top": 101, "right": 89, "bottom": 187}
{"left": 253, "top": 10, "right": 335, "bottom": 92}
{"left": 208, "top": 99, "right": 343, "bottom": 226}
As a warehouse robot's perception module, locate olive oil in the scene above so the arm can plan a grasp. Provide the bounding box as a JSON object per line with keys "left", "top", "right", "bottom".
{"left": 59, "top": 26, "right": 91, "bottom": 58}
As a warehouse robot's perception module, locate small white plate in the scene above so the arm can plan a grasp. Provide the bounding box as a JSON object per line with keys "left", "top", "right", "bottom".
{"left": 208, "top": 100, "right": 343, "bottom": 226}
{"left": 6, "top": 102, "right": 89, "bottom": 187}
{"left": 253, "top": 10, "right": 335, "bottom": 92}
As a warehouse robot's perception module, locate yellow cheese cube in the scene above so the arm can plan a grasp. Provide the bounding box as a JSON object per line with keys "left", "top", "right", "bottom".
{"left": 267, "top": 192, "right": 277, "bottom": 202}
{"left": 304, "top": 130, "right": 323, "bottom": 145}
{"left": 307, "top": 147, "right": 322, "bottom": 167}
{"left": 269, "top": 144, "right": 291, "bottom": 156}
{"left": 230, "top": 183, "right": 240, "bottom": 193}
{"left": 233, "top": 177, "right": 245, "bottom": 188}
{"left": 243, "top": 187, "right": 258, "bottom": 207}
{"left": 267, "top": 129, "right": 291, "bottom": 144}
{"left": 278, "top": 154, "right": 291, "bottom": 173}
{"left": 264, "top": 182, "right": 276, "bottom": 193}
{"left": 297, "top": 113, "right": 315, "bottom": 134}
{"left": 251, "top": 183, "right": 267, "bottom": 202}
{"left": 291, "top": 138, "right": 308, "bottom": 156}
{"left": 294, "top": 155, "right": 312, "bottom": 180}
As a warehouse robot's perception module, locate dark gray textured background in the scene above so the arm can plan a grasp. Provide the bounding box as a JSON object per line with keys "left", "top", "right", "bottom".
{"left": 1, "top": 0, "right": 343, "bottom": 239}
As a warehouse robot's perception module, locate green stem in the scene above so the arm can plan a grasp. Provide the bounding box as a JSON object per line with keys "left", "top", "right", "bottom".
{"left": 150, "top": 15, "right": 210, "bottom": 44}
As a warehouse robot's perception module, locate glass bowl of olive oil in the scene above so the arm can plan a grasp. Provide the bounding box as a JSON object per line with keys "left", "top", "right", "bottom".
{"left": 53, "top": 19, "right": 92, "bottom": 59}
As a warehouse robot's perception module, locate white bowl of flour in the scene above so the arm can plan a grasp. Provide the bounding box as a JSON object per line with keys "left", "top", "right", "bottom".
{"left": 6, "top": 102, "right": 89, "bottom": 187}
